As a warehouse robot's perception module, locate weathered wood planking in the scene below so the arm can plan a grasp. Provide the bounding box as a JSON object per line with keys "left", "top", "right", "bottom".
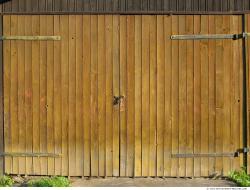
{"left": 2, "top": 0, "right": 250, "bottom": 14}
{"left": 0, "top": 15, "right": 3, "bottom": 176}
{"left": 2, "top": 15, "right": 245, "bottom": 177}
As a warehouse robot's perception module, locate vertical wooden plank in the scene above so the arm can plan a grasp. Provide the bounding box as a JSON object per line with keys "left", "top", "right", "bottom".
{"left": 171, "top": 15, "right": 179, "bottom": 177}
{"left": 75, "top": 15, "right": 83, "bottom": 176}
{"left": 54, "top": 15, "right": 62, "bottom": 176}
{"left": 105, "top": 15, "right": 113, "bottom": 177}
{"left": 186, "top": 15, "right": 194, "bottom": 177}
{"left": 141, "top": 15, "right": 150, "bottom": 177}
{"left": 149, "top": 15, "right": 157, "bottom": 177}
{"left": 215, "top": 15, "right": 224, "bottom": 175}
{"left": 97, "top": 15, "right": 106, "bottom": 177}
{"left": 0, "top": 15, "right": 3, "bottom": 177}
{"left": 247, "top": 14, "right": 250, "bottom": 174}
{"left": 222, "top": 15, "right": 232, "bottom": 175}
{"left": 39, "top": 15, "right": 48, "bottom": 176}
{"left": 200, "top": 15, "right": 209, "bottom": 177}
{"left": 164, "top": 15, "right": 172, "bottom": 177}
{"left": 112, "top": 15, "right": 120, "bottom": 177}
{"left": 208, "top": 15, "right": 216, "bottom": 176}
{"left": 90, "top": 15, "right": 99, "bottom": 177}
{"left": 47, "top": 16, "right": 55, "bottom": 175}
{"left": 156, "top": 15, "right": 165, "bottom": 177}
{"left": 3, "top": 15, "right": 12, "bottom": 174}
{"left": 10, "top": 15, "right": 18, "bottom": 174}
{"left": 119, "top": 15, "right": 127, "bottom": 177}
{"left": 68, "top": 15, "right": 76, "bottom": 177}
{"left": 32, "top": 15, "right": 40, "bottom": 175}
{"left": 126, "top": 15, "right": 135, "bottom": 177}
{"left": 47, "top": 15, "right": 55, "bottom": 176}
{"left": 17, "top": 15, "right": 26, "bottom": 175}
{"left": 238, "top": 16, "right": 243, "bottom": 167}
{"left": 149, "top": 16, "right": 157, "bottom": 176}
{"left": 134, "top": 15, "right": 142, "bottom": 177}
{"left": 83, "top": 15, "right": 91, "bottom": 177}
{"left": 24, "top": 15, "right": 33, "bottom": 175}
{"left": 236, "top": 14, "right": 243, "bottom": 172}
{"left": 178, "top": 15, "right": 187, "bottom": 177}
{"left": 194, "top": 15, "right": 201, "bottom": 177}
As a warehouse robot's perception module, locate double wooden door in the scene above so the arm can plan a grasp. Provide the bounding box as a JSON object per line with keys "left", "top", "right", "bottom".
{"left": 3, "top": 15, "right": 245, "bottom": 177}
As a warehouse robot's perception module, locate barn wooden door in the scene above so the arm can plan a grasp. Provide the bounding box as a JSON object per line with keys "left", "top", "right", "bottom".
{"left": 2, "top": 14, "right": 248, "bottom": 177}
{"left": 118, "top": 15, "right": 245, "bottom": 177}
{"left": 2, "top": 15, "right": 120, "bottom": 177}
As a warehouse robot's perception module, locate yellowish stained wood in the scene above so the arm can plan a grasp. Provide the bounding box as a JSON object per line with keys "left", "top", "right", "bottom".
{"left": 68, "top": 15, "right": 76, "bottom": 176}
{"left": 31, "top": 15, "right": 40, "bottom": 175}
{"left": 231, "top": 17, "right": 242, "bottom": 171}
{"left": 39, "top": 15, "right": 48, "bottom": 176}
{"left": 171, "top": 15, "right": 179, "bottom": 177}
{"left": 119, "top": 15, "right": 127, "bottom": 177}
{"left": 112, "top": 15, "right": 120, "bottom": 177}
{"left": 83, "top": 15, "right": 91, "bottom": 177}
{"left": 164, "top": 15, "right": 172, "bottom": 177}
{"left": 126, "top": 15, "right": 135, "bottom": 177}
{"left": 61, "top": 15, "right": 69, "bottom": 176}
{"left": 134, "top": 15, "right": 142, "bottom": 177}
{"left": 97, "top": 15, "right": 106, "bottom": 177}
{"left": 178, "top": 15, "right": 187, "bottom": 177}
{"left": 156, "top": 15, "right": 165, "bottom": 177}
{"left": 149, "top": 16, "right": 157, "bottom": 177}
{"left": 24, "top": 15, "right": 33, "bottom": 175}
{"left": 141, "top": 15, "right": 150, "bottom": 177}
{"left": 90, "top": 15, "right": 99, "bottom": 177}
{"left": 17, "top": 16, "right": 26, "bottom": 174}
{"left": 186, "top": 15, "right": 194, "bottom": 177}
{"left": 46, "top": 15, "right": 55, "bottom": 176}
{"left": 75, "top": 15, "right": 83, "bottom": 176}
{"left": 208, "top": 15, "right": 216, "bottom": 176}
{"left": 193, "top": 15, "right": 201, "bottom": 177}
{"left": 3, "top": 15, "right": 245, "bottom": 177}
{"left": 10, "top": 15, "right": 18, "bottom": 174}
{"left": 54, "top": 15, "right": 62, "bottom": 176}
{"left": 222, "top": 15, "right": 232, "bottom": 175}
{"left": 105, "top": 15, "right": 113, "bottom": 177}
{"left": 215, "top": 15, "right": 224, "bottom": 174}
{"left": 200, "top": 15, "right": 209, "bottom": 177}
{"left": 3, "top": 15, "right": 12, "bottom": 174}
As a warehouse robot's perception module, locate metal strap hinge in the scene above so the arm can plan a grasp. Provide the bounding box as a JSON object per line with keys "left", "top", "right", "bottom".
{"left": 0, "top": 152, "right": 62, "bottom": 157}
{"left": 0, "top": 36, "right": 61, "bottom": 41}
{"left": 237, "top": 147, "right": 250, "bottom": 154}
{"left": 172, "top": 148, "right": 250, "bottom": 158}
{"left": 170, "top": 32, "right": 250, "bottom": 40}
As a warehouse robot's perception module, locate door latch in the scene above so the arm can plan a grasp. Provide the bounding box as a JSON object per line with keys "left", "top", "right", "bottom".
{"left": 113, "top": 96, "right": 124, "bottom": 106}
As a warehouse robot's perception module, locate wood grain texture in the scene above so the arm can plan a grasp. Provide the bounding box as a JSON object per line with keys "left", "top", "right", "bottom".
{"left": 200, "top": 15, "right": 209, "bottom": 177}
{"left": 112, "top": 15, "right": 120, "bottom": 177}
{"left": 0, "top": 15, "right": 3, "bottom": 176}
{"left": 2, "top": 15, "right": 245, "bottom": 177}
{"left": 193, "top": 15, "right": 201, "bottom": 177}
{"left": 134, "top": 15, "right": 142, "bottom": 177}
{"left": 3, "top": 15, "right": 11, "bottom": 174}
{"left": 2, "top": 0, "right": 250, "bottom": 14}
{"left": 119, "top": 15, "right": 127, "bottom": 177}
{"left": 83, "top": 15, "right": 91, "bottom": 177}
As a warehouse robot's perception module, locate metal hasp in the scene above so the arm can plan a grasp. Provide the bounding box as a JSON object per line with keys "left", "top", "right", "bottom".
{"left": 0, "top": 36, "right": 61, "bottom": 41}
{"left": 170, "top": 32, "right": 250, "bottom": 40}
{"left": 0, "top": 152, "right": 62, "bottom": 157}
